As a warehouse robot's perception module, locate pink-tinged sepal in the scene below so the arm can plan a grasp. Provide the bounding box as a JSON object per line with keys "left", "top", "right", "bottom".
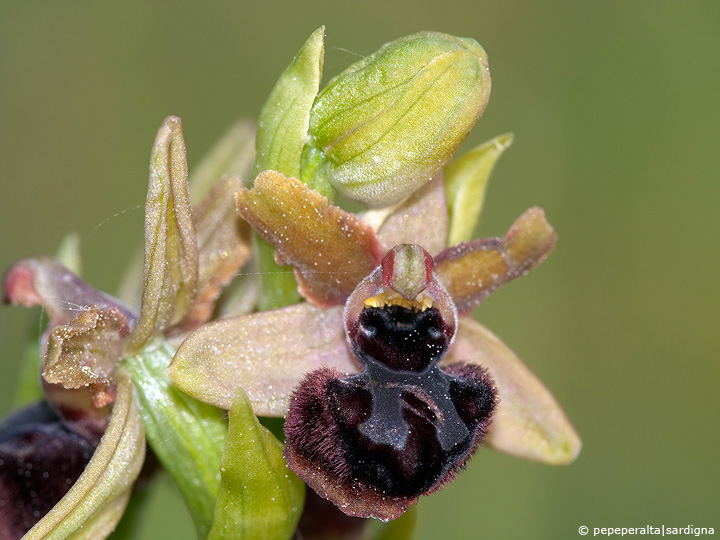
{"left": 3, "top": 257, "right": 136, "bottom": 426}
{"left": 2, "top": 256, "right": 137, "bottom": 332}
{"left": 443, "top": 317, "right": 581, "bottom": 465}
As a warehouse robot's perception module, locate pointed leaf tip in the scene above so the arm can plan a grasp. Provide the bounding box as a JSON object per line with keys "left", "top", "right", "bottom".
{"left": 207, "top": 388, "right": 305, "bottom": 540}
{"left": 445, "top": 133, "right": 514, "bottom": 246}
{"left": 254, "top": 26, "right": 325, "bottom": 180}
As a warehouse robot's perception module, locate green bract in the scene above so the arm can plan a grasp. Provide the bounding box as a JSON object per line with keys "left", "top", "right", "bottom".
{"left": 305, "top": 31, "right": 492, "bottom": 207}
{"left": 207, "top": 389, "right": 304, "bottom": 540}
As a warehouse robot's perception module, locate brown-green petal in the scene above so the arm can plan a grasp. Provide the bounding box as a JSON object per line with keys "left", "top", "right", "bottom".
{"left": 434, "top": 207, "right": 557, "bottom": 315}
{"left": 169, "top": 303, "right": 359, "bottom": 416}
{"left": 236, "top": 171, "right": 381, "bottom": 307}
{"left": 124, "top": 116, "right": 199, "bottom": 356}
{"left": 177, "top": 175, "right": 251, "bottom": 332}
{"left": 22, "top": 370, "right": 146, "bottom": 540}
{"left": 442, "top": 317, "right": 581, "bottom": 465}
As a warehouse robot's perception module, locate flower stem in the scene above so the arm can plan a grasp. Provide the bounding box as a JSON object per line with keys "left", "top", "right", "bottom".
{"left": 124, "top": 342, "right": 228, "bottom": 539}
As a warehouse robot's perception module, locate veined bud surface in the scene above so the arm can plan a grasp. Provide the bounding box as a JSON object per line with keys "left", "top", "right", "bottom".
{"left": 306, "top": 31, "right": 491, "bottom": 207}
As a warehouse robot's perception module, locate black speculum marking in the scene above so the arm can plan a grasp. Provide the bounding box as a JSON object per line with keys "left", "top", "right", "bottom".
{"left": 331, "top": 304, "right": 489, "bottom": 493}
{"left": 327, "top": 366, "right": 495, "bottom": 497}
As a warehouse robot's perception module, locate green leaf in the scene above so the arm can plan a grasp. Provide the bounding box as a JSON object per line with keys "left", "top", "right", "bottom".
{"left": 445, "top": 133, "right": 513, "bottom": 246}
{"left": 124, "top": 343, "right": 228, "bottom": 538}
{"left": 253, "top": 26, "right": 325, "bottom": 180}
{"left": 252, "top": 27, "right": 326, "bottom": 310}
{"left": 123, "top": 116, "right": 199, "bottom": 356}
{"left": 207, "top": 388, "right": 305, "bottom": 540}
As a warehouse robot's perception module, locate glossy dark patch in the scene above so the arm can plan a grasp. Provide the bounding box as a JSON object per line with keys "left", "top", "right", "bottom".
{"left": 351, "top": 305, "right": 450, "bottom": 372}
{"left": 0, "top": 402, "right": 95, "bottom": 540}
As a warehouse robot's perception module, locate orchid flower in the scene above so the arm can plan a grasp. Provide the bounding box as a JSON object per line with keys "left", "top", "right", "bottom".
{"left": 1, "top": 115, "right": 255, "bottom": 540}
{"left": 0, "top": 27, "right": 580, "bottom": 540}
{"left": 169, "top": 170, "right": 581, "bottom": 520}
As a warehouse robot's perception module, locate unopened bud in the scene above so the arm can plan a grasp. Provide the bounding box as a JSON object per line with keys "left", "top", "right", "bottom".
{"left": 306, "top": 31, "right": 491, "bottom": 207}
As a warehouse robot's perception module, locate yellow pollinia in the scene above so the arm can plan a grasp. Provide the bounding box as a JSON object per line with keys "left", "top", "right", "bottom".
{"left": 363, "top": 291, "right": 433, "bottom": 311}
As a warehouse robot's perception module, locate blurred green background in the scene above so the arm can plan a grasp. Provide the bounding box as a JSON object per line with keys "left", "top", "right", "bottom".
{"left": 1, "top": 1, "right": 718, "bottom": 539}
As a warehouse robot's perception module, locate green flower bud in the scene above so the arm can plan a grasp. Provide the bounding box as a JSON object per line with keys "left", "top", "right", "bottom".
{"left": 305, "top": 31, "right": 491, "bottom": 207}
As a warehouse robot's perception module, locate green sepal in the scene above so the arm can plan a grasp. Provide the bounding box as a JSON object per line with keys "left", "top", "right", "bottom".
{"left": 207, "top": 388, "right": 305, "bottom": 540}
{"left": 253, "top": 26, "right": 324, "bottom": 179}
{"left": 445, "top": 133, "right": 513, "bottom": 245}
{"left": 123, "top": 343, "right": 228, "bottom": 539}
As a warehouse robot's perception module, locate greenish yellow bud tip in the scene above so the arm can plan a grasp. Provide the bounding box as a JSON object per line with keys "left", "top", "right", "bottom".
{"left": 306, "top": 31, "right": 491, "bottom": 207}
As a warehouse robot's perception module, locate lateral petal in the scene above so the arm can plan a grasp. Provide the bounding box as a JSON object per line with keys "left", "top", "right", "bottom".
{"left": 178, "top": 175, "right": 251, "bottom": 331}
{"left": 236, "top": 171, "right": 381, "bottom": 307}
{"left": 44, "top": 307, "right": 132, "bottom": 408}
{"left": 434, "top": 207, "right": 556, "bottom": 315}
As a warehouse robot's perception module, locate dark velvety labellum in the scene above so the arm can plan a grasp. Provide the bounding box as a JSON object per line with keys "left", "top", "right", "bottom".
{"left": 284, "top": 361, "right": 497, "bottom": 519}
{"left": 0, "top": 402, "right": 95, "bottom": 540}
{"left": 351, "top": 305, "right": 450, "bottom": 372}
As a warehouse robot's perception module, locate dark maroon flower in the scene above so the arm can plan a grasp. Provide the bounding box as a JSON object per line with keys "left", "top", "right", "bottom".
{"left": 284, "top": 245, "right": 497, "bottom": 520}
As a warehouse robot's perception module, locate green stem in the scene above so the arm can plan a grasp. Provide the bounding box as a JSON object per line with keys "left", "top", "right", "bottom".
{"left": 124, "top": 342, "right": 228, "bottom": 539}
{"left": 253, "top": 233, "right": 301, "bottom": 311}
